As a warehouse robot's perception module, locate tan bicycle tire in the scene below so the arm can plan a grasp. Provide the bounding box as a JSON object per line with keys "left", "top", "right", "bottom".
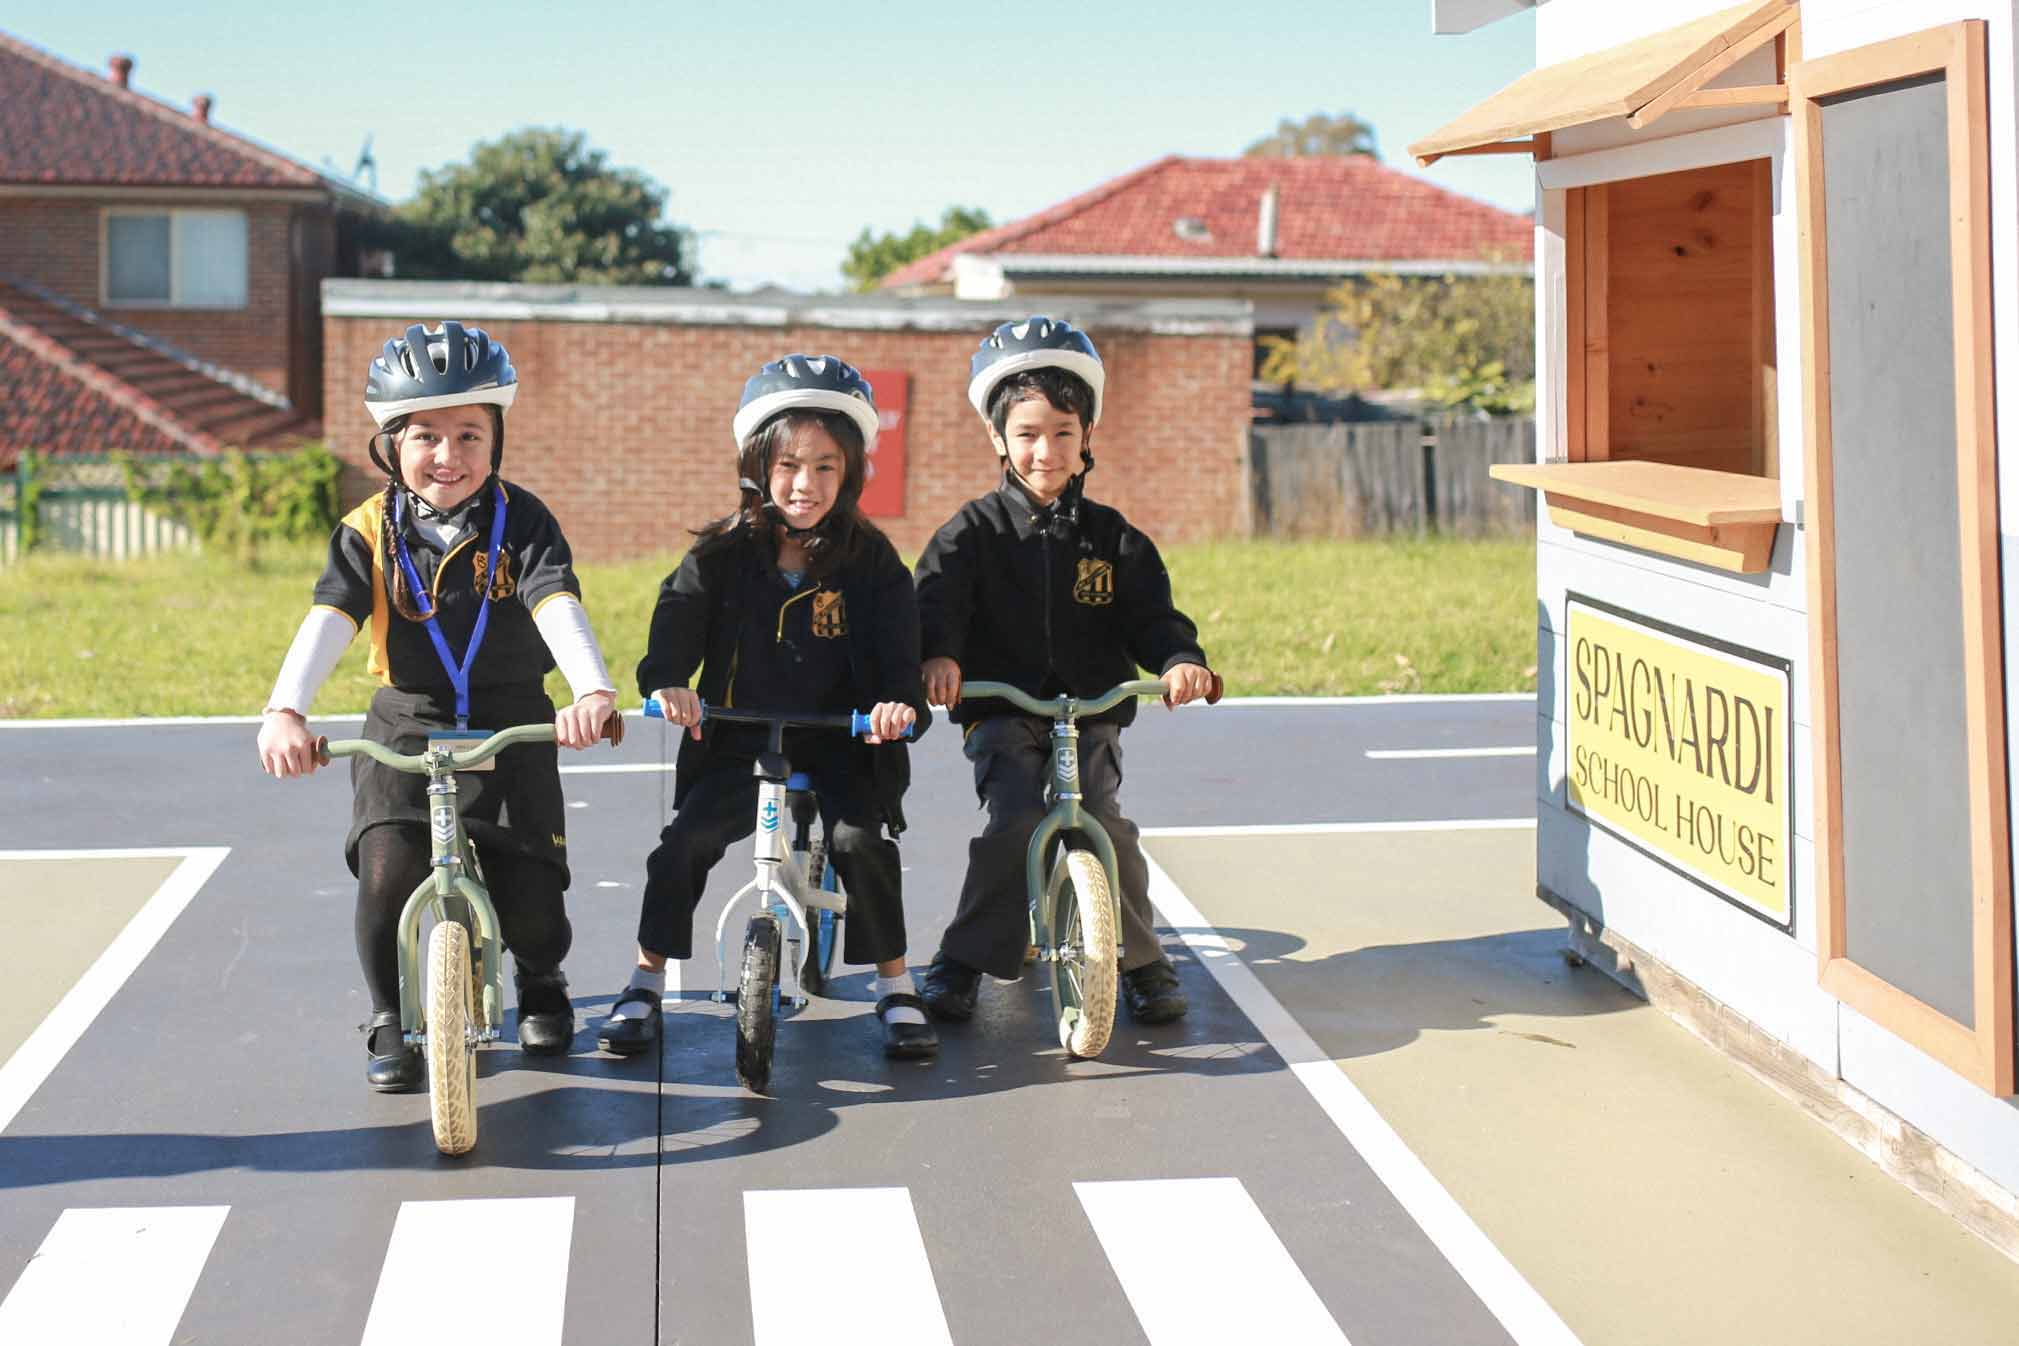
{"left": 1050, "top": 847, "right": 1118, "bottom": 1059}
{"left": 426, "top": 920, "right": 478, "bottom": 1156}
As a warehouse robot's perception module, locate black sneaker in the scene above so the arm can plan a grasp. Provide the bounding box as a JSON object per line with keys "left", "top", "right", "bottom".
{"left": 918, "top": 953, "right": 981, "bottom": 1021}
{"left": 513, "top": 965, "right": 576, "bottom": 1055}
{"left": 1122, "top": 959, "right": 1188, "bottom": 1024}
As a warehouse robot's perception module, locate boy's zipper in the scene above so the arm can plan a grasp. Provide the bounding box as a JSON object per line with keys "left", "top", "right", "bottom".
{"left": 1039, "top": 514, "right": 1055, "bottom": 678}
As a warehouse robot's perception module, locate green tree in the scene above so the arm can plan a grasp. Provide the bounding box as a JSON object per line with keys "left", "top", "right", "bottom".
{"left": 1259, "top": 256, "right": 1535, "bottom": 414}
{"left": 389, "top": 128, "right": 692, "bottom": 285}
{"left": 1244, "top": 111, "right": 1379, "bottom": 158}
{"left": 843, "top": 206, "right": 992, "bottom": 291}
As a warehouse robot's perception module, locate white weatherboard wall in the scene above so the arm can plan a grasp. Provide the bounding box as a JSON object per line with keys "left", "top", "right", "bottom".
{"left": 1524, "top": 0, "right": 2019, "bottom": 1200}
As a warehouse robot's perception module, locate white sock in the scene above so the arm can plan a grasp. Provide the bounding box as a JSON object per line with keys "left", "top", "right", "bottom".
{"left": 872, "top": 972, "right": 926, "bottom": 1026}
{"left": 612, "top": 968, "right": 665, "bottom": 1021}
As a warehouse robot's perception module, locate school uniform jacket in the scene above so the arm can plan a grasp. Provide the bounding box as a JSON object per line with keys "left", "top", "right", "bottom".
{"left": 635, "top": 524, "right": 932, "bottom": 834}
{"left": 913, "top": 477, "right": 1206, "bottom": 729}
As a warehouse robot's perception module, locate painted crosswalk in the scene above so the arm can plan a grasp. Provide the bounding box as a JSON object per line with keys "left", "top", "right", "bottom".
{"left": 0, "top": 1181, "right": 1353, "bottom": 1344}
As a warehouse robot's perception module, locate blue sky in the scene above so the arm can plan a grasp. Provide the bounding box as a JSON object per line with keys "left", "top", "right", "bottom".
{"left": 17, "top": 2, "right": 1537, "bottom": 292}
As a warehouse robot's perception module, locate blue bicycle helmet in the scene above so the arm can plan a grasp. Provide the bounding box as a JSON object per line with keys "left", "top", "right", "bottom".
{"left": 966, "top": 315, "right": 1105, "bottom": 428}
{"left": 732, "top": 354, "right": 881, "bottom": 451}
{"left": 364, "top": 321, "right": 518, "bottom": 427}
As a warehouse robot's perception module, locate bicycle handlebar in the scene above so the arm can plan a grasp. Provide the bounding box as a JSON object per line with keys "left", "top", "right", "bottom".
{"left": 960, "top": 672, "right": 1222, "bottom": 719}
{"left": 642, "top": 698, "right": 916, "bottom": 739}
{"left": 315, "top": 715, "right": 622, "bottom": 771}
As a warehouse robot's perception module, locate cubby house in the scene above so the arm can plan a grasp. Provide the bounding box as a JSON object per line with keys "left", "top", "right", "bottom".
{"left": 1412, "top": 0, "right": 2019, "bottom": 1252}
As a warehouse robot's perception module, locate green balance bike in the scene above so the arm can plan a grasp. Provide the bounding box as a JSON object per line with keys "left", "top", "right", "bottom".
{"left": 957, "top": 674, "right": 1220, "bottom": 1059}
{"left": 316, "top": 718, "right": 620, "bottom": 1155}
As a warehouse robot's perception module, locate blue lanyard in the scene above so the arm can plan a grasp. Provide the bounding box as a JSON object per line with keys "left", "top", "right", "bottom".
{"left": 391, "top": 483, "right": 507, "bottom": 729}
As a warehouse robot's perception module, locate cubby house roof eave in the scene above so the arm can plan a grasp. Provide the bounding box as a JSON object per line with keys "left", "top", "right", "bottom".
{"left": 1407, "top": 0, "right": 1797, "bottom": 165}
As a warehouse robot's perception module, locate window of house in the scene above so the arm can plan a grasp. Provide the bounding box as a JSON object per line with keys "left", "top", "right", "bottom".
{"left": 1566, "top": 159, "right": 1777, "bottom": 478}
{"left": 103, "top": 209, "right": 248, "bottom": 308}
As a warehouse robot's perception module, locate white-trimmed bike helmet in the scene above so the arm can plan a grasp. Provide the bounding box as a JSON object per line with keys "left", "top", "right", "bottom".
{"left": 967, "top": 316, "right": 1105, "bottom": 428}
{"left": 733, "top": 355, "right": 881, "bottom": 451}
{"left": 364, "top": 321, "right": 518, "bottom": 427}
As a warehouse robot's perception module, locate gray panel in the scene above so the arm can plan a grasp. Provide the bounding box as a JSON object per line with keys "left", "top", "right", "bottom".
{"left": 1821, "top": 74, "right": 1974, "bottom": 1026}
{"left": 104, "top": 214, "right": 170, "bottom": 302}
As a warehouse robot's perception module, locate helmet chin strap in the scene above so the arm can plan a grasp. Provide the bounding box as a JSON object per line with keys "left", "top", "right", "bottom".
{"left": 741, "top": 476, "right": 827, "bottom": 541}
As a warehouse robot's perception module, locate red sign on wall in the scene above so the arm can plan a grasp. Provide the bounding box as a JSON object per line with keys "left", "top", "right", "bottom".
{"left": 858, "top": 369, "right": 909, "bottom": 517}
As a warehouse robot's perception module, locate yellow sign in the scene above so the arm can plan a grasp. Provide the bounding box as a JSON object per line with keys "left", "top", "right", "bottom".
{"left": 1566, "top": 598, "right": 1792, "bottom": 927}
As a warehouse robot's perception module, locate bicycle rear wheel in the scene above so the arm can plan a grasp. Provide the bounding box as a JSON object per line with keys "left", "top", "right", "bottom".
{"left": 426, "top": 920, "right": 479, "bottom": 1156}
{"left": 735, "top": 915, "right": 782, "bottom": 1092}
{"left": 797, "top": 832, "right": 846, "bottom": 995}
{"left": 1048, "top": 847, "right": 1118, "bottom": 1059}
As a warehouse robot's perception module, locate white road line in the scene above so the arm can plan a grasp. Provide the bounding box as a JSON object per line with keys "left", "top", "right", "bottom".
{"left": 0, "top": 714, "right": 368, "bottom": 729}
{"left": 1366, "top": 746, "right": 1538, "bottom": 759}
{"left": 557, "top": 762, "right": 675, "bottom": 775}
{"left": 1144, "top": 850, "right": 1583, "bottom": 1346}
{"left": 745, "top": 1188, "right": 951, "bottom": 1346}
{"left": 1076, "top": 1178, "right": 1349, "bottom": 1345}
{"left": 360, "top": 1198, "right": 574, "bottom": 1346}
{"left": 1143, "top": 819, "right": 1535, "bottom": 839}
{"left": 0, "top": 1206, "right": 230, "bottom": 1344}
{"left": 0, "top": 847, "right": 229, "bottom": 1133}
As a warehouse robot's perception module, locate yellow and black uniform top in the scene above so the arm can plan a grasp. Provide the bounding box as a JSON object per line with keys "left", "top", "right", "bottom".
{"left": 312, "top": 480, "right": 581, "bottom": 695}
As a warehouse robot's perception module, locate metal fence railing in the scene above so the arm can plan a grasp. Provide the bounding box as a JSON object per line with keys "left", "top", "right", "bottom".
{"left": 0, "top": 454, "right": 198, "bottom": 566}
{"left": 1247, "top": 415, "right": 1537, "bottom": 538}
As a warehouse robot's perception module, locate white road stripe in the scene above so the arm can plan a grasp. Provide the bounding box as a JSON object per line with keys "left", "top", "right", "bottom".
{"left": 745, "top": 1188, "right": 950, "bottom": 1346}
{"left": 0, "top": 1206, "right": 229, "bottom": 1344}
{"left": 557, "top": 762, "right": 675, "bottom": 775}
{"left": 1144, "top": 851, "right": 1583, "bottom": 1346}
{"left": 0, "top": 847, "right": 229, "bottom": 1132}
{"left": 1076, "top": 1178, "right": 1349, "bottom": 1345}
{"left": 0, "top": 714, "right": 368, "bottom": 729}
{"left": 1366, "top": 746, "right": 1538, "bottom": 759}
{"left": 1143, "top": 819, "right": 1535, "bottom": 839}
{"left": 360, "top": 1198, "right": 573, "bottom": 1346}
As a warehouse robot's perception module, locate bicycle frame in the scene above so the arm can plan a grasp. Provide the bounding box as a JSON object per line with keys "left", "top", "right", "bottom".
{"left": 707, "top": 766, "right": 842, "bottom": 1010}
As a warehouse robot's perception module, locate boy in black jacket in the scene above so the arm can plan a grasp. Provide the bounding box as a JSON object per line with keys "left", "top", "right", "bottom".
{"left": 914, "top": 316, "right": 1217, "bottom": 1025}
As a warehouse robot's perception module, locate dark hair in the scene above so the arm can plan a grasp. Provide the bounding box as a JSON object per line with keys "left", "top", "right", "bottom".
{"left": 986, "top": 367, "right": 1097, "bottom": 438}
{"left": 693, "top": 408, "right": 883, "bottom": 581}
{"left": 365, "top": 406, "right": 505, "bottom": 621}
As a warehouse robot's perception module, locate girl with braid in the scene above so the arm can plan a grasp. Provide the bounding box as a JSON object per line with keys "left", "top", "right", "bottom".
{"left": 256, "top": 322, "right": 619, "bottom": 1092}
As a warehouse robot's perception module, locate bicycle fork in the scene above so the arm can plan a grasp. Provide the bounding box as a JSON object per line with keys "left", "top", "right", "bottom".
{"left": 393, "top": 762, "right": 506, "bottom": 1047}
{"left": 711, "top": 769, "right": 818, "bottom": 1009}
{"left": 1027, "top": 715, "right": 1125, "bottom": 964}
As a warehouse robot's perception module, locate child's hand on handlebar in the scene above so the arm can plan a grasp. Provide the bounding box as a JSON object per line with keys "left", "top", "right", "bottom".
{"left": 862, "top": 701, "right": 916, "bottom": 743}
{"left": 922, "top": 657, "right": 962, "bottom": 708}
{"left": 652, "top": 687, "right": 705, "bottom": 741}
{"left": 1161, "top": 663, "right": 1219, "bottom": 708}
{"left": 555, "top": 689, "right": 617, "bottom": 749}
{"left": 258, "top": 708, "right": 321, "bottom": 778}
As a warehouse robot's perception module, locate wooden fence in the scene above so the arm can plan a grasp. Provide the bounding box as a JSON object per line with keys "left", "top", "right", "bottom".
{"left": 1248, "top": 415, "right": 1537, "bottom": 538}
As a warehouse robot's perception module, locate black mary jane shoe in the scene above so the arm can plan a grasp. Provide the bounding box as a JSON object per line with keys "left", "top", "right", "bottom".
{"left": 876, "top": 993, "right": 939, "bottom": 1059}
{"left": 597, "top": 986, "right": 662, "bottom": 1057}
{"left": 513, "top": 966, "right": 576, "bottom": 1056}
{"left": 365, "top": 1010, "right": 424, "bottom": 1093}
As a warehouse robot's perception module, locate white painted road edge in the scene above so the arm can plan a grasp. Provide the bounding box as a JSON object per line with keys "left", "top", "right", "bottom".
{"left": 0, "top": 847, "right": 229, "bottom": 1133}
{"left": 0, "top": 693, "right": 1534, "bottom": 730}
{"left": 1141, "top": 828, "right": 1583, "bottom": 1346}
{"left": 1366, "top": 746, "right": 1539, "bottom": 759}
{"left": 1144, "top": 818, "right": 1535, "bottom": 839}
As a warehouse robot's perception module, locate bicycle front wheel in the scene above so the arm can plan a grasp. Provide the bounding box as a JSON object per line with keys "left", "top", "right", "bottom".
{"left": 735, "top": 915, "right": 782, "bottom": 1092}
{"left": 426, "top": 920, "right": 479, "bottom": 1156}
{"left": 1048, "top": 847, "right": 1118, "bottom": 1059}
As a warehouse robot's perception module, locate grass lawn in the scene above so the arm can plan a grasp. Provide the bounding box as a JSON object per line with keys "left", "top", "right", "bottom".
{"left": 0, "top": 536, "right": 1537, "bottom": 718}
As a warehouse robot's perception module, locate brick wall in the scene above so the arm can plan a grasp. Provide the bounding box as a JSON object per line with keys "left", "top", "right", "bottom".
{"left": 321, "top": 300, "right": 1251, "bottom": 563}
{"left": 0, "top": 197, "right": 299, "bottom": 397}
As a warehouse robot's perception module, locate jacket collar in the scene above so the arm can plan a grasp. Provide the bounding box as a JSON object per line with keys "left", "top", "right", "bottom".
{"left": 996, "top": 473, "right": 1079, "bottom": 540}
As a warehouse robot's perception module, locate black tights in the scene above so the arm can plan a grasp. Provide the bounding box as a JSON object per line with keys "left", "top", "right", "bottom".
{"left": 353, "top": 824, "right": 572, "bottom": 1018}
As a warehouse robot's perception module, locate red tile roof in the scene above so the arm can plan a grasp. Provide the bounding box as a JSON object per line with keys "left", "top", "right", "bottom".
{"left": 882, "top": 154, "right": 1532, "bottom": 288}
{"left": 0, "top": 277, "right": 317, "bottom": 466}
{"left": 0, "top": 30, "right": 332, "bottom": 190}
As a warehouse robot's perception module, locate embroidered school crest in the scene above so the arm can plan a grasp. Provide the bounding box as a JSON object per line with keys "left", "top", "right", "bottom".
{"left": 471, "top": 550, "right": 516, "bottom": 600}
{"left": 1073, "top": 558, "right": 1114, "bottom": 606}
{"left": 811, "top": 590, "right": 847, "bottom": 638}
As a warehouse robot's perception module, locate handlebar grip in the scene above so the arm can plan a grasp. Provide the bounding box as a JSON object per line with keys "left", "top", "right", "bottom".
{"left": 1206, "top": 670, "right": 1224, "bottom": 705}
{"left": 602, "top": 713, "right": 625, "bottom": 746}
{"left": 849, "top": 710, "right": 916, "bottom": 739}
{"left": 314, "top": 735, "right": 331, "bottom": 767}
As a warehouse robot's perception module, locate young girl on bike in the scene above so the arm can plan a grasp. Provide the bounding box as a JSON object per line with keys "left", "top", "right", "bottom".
{"left": 256, "top": 322, "right": 619, "bottom": 1092}
{"left": 601, "top": 354, "right": 938, "bottom": 1061}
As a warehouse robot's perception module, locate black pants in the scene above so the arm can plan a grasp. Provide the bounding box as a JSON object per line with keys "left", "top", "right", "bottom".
{"left": 638, "top": 739, "right": 907, "bottom": 966}
{"left": 353, "top": 823, "right": 572, "bottom": 1017}
{"left": 938, "top": 715, "right": 1161, "bottom": 980}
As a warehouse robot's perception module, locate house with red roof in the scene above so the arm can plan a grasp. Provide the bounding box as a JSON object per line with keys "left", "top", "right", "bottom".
{"left": 0, "top": 32, "right": 383, "bottom": 467}
{"left": 880, "top": 154, "right": 1533, "bottom": 368}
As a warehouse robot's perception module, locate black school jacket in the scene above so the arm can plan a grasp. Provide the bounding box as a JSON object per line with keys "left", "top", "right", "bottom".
{"left": 914, "top": 477, "right": 1206, "bottom": 729}
{"left": 635, "top": 525, "right": 931, "bottom": 834}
